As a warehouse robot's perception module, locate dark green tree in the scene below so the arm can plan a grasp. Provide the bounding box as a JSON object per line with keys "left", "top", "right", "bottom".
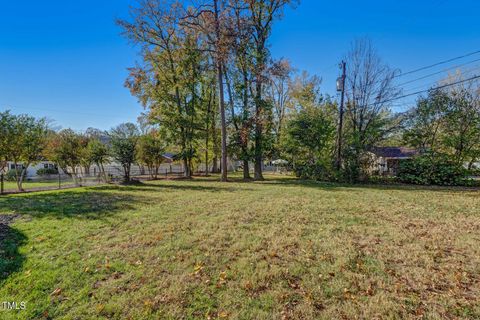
{"left": 109, "top": 123, "right": 140, "bottom": 183}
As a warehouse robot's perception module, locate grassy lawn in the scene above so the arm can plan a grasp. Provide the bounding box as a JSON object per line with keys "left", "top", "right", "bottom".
{"left": 2, "top": 180, "right": 60, "bottom": 191}
{"left": 0, "top": 175, "right": 479, "bottom": 319}
{"left": 2, "top": 177, "right": 101, "bottom": 192}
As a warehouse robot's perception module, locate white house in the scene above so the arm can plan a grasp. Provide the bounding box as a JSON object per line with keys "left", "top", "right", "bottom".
{"left": 4, "top": 161, "right": 61, "bottom": 179}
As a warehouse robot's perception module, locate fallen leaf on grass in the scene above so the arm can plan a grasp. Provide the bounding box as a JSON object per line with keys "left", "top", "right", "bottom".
{"left": 193, "top": 262, "right": 204, "bottom": 275}
{"left": 51, "top": 288, "right": 62, "bottom": 296}
{"left": 217, "top": 271, "right": 228, "bottom": 287}
{"left": 96, "top": 304, "right": 105, "bottom": 313}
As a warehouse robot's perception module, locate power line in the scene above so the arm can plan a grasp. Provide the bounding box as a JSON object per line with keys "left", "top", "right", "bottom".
{"left": 396, "top": 49, "right": 480, "bottom": 78}
{"left": 400, "top": 65, "right": 480, "bottom": 93}
{"left": 379, "top": 74, "right": 480, "bottom": 105}
{"left": 397, "top": 58, "right": 480, "bottom": 87}
{"left": 345, "top": 49, "right": 480, "bottom": 102}
{"left": 357, "top": 75, "right": 480, "bottom": 111}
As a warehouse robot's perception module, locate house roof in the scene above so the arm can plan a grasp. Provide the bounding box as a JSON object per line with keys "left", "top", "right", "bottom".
{"left": 162, "top": 153, "right": 176, "bottom": 160}
{"left": 372, "top": 147, "right": 418, "bottom": 159}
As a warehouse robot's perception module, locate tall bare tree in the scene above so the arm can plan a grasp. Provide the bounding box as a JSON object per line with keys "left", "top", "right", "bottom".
{"left": 266, "top": 58, "right": 294, "bottom": 149}
{"left": 343, "top": 39, "right": 401, "bottom": 179}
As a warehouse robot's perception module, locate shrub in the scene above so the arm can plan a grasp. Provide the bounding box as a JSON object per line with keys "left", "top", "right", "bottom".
{"left": 5, "top": 169, "right": 25, "bottom": 181}
{"left": 293, "top": 160, "right": 336, "bottom": 181}
{"left": 397, "top": 154, "right": 469, "bottom": 186}
{"left": 36, "top": 168, "right": 59, "bottom": 176}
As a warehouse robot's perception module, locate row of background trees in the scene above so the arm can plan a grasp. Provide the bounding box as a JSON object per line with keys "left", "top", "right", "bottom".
{"left": 118, "top": 0, "right": 480, "bottom": 185}
{"left": 2, "top": 0, "right": 479, "bottom": 188}
{"left": 0, "top": 113, "right": 168, "bottom": 191}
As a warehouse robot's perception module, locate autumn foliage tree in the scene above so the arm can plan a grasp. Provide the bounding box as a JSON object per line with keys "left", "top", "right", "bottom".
{"left": 119, "top": 0, "right": 208, "bottom": 178}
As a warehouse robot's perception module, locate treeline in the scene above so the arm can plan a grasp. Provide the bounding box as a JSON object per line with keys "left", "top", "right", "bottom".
{"left": 2, "top": 1, "right": 479, "bottom": 189}
{"left": 0, "top": 113, "right": 167, "bottom": 191}
{"left": 118, "top": 0, "right": 480, "bottom": 185}
{"left": 118, "top": 0, "right": 299, "bottom": 181}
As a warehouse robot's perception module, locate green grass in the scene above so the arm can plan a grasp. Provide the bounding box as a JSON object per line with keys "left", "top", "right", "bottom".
{"left": 0, "top": 175, "right": 479, "bottom": 319}
{"left": 2, "top": 177, "right": 101, "bottom": 192}
{"left": 2, "top": 180, "right": 61, "bottom": 191}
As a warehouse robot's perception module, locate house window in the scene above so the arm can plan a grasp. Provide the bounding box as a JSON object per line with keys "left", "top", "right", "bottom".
{"left": 44, "top": 163, "right": 49, "bottom": 169}
{"left": 10, "top": 164, "right": 15, "bottom": 170}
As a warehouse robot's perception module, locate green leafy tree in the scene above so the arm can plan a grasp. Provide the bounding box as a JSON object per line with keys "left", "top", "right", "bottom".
{"left": 109, "top": 123, "right": 139, "bottom": 183}
{"left": 0, "top": 111, "right": 15, "bottom": 165}
{"left": 137, "top": 132, "right": 166, "bottom": 179}
{"left": 78, "top": 135, "right": 94, "bottom": 175}
{"left": 245, "top": 0, "right": 298, "bottom": 180}
{"left": 46, "top": 129, "right": 83, "bottom": 185}
{"left": 87, "top": 138, "right": 110, "bottom": 181}
{"left": 119, "top": 2, "right": 207, "bottom": 178}
{"left": 404, "top": 79, "right": 480, "bottom": 169}
{"left": 3, "top": 113, "right": 49, "bottom": 191}
{"left": 403, "top": 90, "right": 449, "bottom": 153}
{"left": 281, "top": 104, "right": 336, "bottom": 180}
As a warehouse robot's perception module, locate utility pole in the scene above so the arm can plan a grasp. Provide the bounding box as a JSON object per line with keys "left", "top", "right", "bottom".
{"left": 336, "top": 61, "right": 346, "bottom": 170}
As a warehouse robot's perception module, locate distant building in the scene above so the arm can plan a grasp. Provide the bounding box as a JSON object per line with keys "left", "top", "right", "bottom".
{"left": 4, "top": 161, "right": 61, "bottom": 178}
{"left": 371, "top": 147, "right": 419, "bottom": 176}
{"left": 2, "top": 153, "right": 184, "bottom": 180}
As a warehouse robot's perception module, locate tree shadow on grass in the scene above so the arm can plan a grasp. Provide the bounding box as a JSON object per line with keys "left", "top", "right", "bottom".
{"left": 0, "top": 190, "right": 146, "bottom": 220}
{"left": 0, "top": 223, "right": 26, "bottom": 281}
{"left": 261, "top": 177, "right": 480, "bottom": 193}
{"left": 94, "top": 182, "right": 255, "bottom": 193}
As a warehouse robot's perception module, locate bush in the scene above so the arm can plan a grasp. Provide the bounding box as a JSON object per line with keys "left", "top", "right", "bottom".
{"left": 293, "top": 161, "right": 336, "bottom": 181}
{"left": 397, "top": 154, "right": 469, "bottom": 186}
{"left": 36, "top": 168, "right": 58, "bottom": 176}
{"left": 469, "top": 167, "right": 480, "bottom": 177}
{"left": 5, "top": 169, "right": 25, "bottom": 181}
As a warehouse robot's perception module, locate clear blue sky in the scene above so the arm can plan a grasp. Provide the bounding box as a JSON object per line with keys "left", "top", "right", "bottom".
{"left": 1, "top": 0, "right": 479, "bottom": 131}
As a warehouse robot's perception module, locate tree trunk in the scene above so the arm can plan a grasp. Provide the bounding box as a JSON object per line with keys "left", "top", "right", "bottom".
{"left": 205, "top": 92, "right": 211, "bottom": 176}
{"left": 17, "top": 166, "right": 27, "bottom": 192}
{"left": 254, "top": 80, "right": 264, "bottom": 181}
{"left": 212, "top": 156, "right": 219, "bottom": 173}
{"left": 205, "top": 144, "right": 209, "bottom": 176}
{"left": 100, "top": 163, "right": 107, "bottom": 182}
{"left": 213, "top": 0, "right": 228, "bottom": 182}
{"left": 183, "top": 158, "right": 191, "bottom": 178}
{"left": 254, "top": 42, "right": 265, "bottom": 181}
{"left": 124, "top": 164, "right": 130, "bottom": 183}
{"left": 243, "top": 159, "right": 250, "bottom": 180}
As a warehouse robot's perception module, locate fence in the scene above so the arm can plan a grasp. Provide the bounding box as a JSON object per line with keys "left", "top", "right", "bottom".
{"left": 0, "top": 163, "right": 286, "bottom": 195}
{"left": 0, "top": 164, "right": 187, "bottom": 195}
